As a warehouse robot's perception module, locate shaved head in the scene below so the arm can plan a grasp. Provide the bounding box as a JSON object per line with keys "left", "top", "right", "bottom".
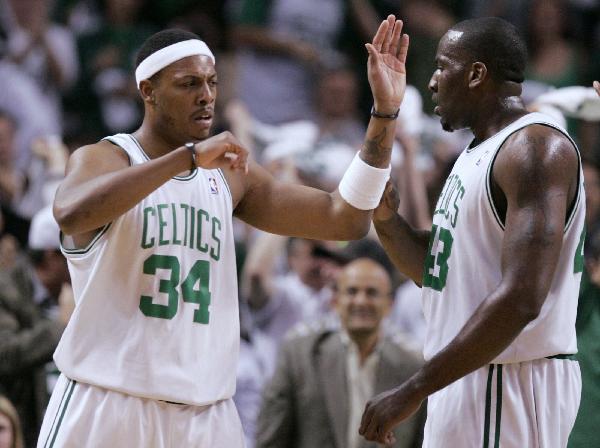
{"left": 448, "top": 17, "right": 527, "bottom": 83}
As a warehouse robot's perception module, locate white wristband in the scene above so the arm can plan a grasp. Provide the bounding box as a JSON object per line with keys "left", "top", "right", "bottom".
{"left": 338, "top": 152, "right": 391, "bottom": 210}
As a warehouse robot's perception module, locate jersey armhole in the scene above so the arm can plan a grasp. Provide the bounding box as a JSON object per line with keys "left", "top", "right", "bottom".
{"left": 485, "top": 123, "right": 581, "bottom": 232}
{"left": 60, "top": 139, "right": 132, "bottom": 254}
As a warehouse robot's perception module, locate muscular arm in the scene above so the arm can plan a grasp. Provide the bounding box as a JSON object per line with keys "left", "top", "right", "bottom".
{"left": 232, "top": 16, "right": 409, "bottom": 241}
{"left": 362, "top": 126, "right": 579, "bottom": 441}
{"left": 54, "top": 132, "right": 247, "bottom": 245}
{"left": 233, "top": 116, "right": 397, "bottom": 240}
{"left": 412, "top": 125, "right": 578, "bottom": 393}
{"left": 54, "top": 140, "right": 192, "bottom": 238}
{"left": 375, "top": 212, "right": 431, "bottom": 284}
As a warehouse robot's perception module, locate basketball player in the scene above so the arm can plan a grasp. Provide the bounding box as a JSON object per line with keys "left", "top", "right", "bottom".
{"left": 359, "top": 17, "right": 585, "bottom": 447}
{"left": 36, "top": 16, "right": 409, "bottom": 448}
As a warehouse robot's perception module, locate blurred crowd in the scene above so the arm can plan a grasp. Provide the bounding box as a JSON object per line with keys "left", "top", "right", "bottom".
{"left": 1, "top": 0, "right": 600, "bottom": 447}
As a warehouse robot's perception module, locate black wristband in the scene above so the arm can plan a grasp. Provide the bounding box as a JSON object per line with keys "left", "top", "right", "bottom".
{"left": 371, "top": 105, "right": 400, "bottom": 119}
{"left": 185, "top": 142, "right": 196, "bottom": 174}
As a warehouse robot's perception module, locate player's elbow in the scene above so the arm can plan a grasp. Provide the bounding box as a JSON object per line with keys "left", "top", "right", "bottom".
{"left": 53, "top": 199, "right": 86, "bottom": 235}
{"left": 503, "top": 284, "right": 546, "bottom": 323}
{"left": 338, "top": 217, "right": 371, "bottom": 240}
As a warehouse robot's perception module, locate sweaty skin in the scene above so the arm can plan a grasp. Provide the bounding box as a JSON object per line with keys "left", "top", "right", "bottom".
{"left": 359, "top": 22, "right": 579, "bottom": 445}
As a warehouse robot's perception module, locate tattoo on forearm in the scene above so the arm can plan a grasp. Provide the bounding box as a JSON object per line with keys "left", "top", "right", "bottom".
{"left": 362, "top": 128, "right": 392, "bottom": 166}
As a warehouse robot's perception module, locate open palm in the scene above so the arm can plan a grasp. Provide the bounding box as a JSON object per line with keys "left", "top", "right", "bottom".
{"left": 367, "top": 15, "right": 410, "bottom": 112}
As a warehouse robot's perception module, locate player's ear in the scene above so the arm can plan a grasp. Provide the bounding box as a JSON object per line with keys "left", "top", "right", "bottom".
{"left": 468, "top": 62, "right": 487, "bottom": 89}
{"left": 139, "top": 80, "right": 156, "bottom": 105}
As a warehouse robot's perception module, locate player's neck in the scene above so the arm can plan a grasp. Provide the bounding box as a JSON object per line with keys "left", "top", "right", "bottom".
{"left": 132, "top": 123, "right": 184, "bottom": 160}
{"left": 470, "top": 97, "right": 528, "bottom": 143}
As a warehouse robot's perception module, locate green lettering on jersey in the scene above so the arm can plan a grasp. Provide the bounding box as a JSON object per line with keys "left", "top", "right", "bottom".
{"left": 157, "top": 204, "right": 169, "bottom": 246}
{"left": 139, "top": 254, "right": 213, "bottom": 324}
{"left": 171, "top": 203, "right": 182, "bottom": 245}
{"left": 141, "top": 206, "right": 156, "bottom": 249}
{"left": 211, "top": 217, "right": 221, "bottom": 261}
{"left": 423, "top": 224, "right": 454, "bottom": 291}
{"left": 180, "top": 204, "right": 189, "bottom": 246}
{"left": 196, "top": 209, "right": 209, "bottom": 253}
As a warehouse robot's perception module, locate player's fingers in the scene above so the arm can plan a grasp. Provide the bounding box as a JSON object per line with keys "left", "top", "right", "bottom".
{"left": 381, "top": 15, "right": 395, "bottom": 54}
{"left": 388, "top": 20, "right": 403, "bottom": 56}
{"left": 365, "top": 43, "right": 381, "bottom": 69}
{"left": 397, "top": 34, "right": 410, "bottom": 64}
{"left": 372, "top": 19, "right": 389, "bottom": 52}
{"left": 594, "top": 80, "right": 600, "bottom": 96}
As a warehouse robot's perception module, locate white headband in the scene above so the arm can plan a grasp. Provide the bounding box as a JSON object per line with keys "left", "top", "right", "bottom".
{"left": 135, "top": 39, "right": 215, "bottom": 88}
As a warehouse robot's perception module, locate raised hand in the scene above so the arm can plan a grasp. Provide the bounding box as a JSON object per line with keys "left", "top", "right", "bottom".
{"left": 594, "top": 81, "right": 600, "bottom": 97}
{"left": 366, "top": 15, "right": 410, "bottom": 114}
{"left": 192, "top": 131, "right": 249, "bottom": 172}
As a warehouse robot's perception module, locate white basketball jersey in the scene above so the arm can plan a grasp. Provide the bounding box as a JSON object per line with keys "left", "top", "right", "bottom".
{"left": 422, "top": 113, "right": 585, "bottom": 363}
{"left": 54, "top": 134, "right": 239, "bottom": 406}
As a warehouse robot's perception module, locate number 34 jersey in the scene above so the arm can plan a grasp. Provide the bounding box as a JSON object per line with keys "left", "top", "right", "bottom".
{"left": 54, "top": 134, "right": 239, "bottom": 406}
{"left": 421, "top": 113, "right": 585, "bottom": 364}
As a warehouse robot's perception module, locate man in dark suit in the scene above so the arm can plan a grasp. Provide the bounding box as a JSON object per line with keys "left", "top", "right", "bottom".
{"left": 256, "top": 257, "right": 424, "bottom": 448}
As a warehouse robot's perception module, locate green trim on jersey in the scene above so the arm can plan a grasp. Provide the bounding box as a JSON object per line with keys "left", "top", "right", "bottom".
{"left": 102, "top": 137, "right": 133, "bottom": 166}
{"left": 217, "top": 168, "right": 232, "bottom": 202}
{"left": 44, "top": 380, "right": 76, "bottom": 448}
{"left": 494, "top": 365, "right": 503, "bottom": 448}
{"left": 485, "top": 149, "right": 505, "bottom": 231}
{"left": 485, "top": 121, "right": 582, "bottom": 233}
{"left": 128, "top": 135, "right": 199, "bottom": 181}
{"left": 61, "top": 223, "right": 111, "bottom": 255}
{"left": 482, "top": 365, "right": 503, "bottom": 448}
{"left": 483, "top": 365, "right": 495, "bottom": 448}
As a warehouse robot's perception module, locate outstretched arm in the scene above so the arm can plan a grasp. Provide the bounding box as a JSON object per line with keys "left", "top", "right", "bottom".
{"left": 233, "top": 16, "right": 410, "bottom": 240}
{"left": 54, "top": 132, "right": 248, "bottom": 246}
{"left": 359, "top": 125, "right": 579, "bottom": 444}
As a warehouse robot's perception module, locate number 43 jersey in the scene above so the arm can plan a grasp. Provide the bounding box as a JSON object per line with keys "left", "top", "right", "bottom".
{"left": 421, "top": 113, "right": 585, "bottom": 364}
{"left": 54, "top": 134, "right": 239, "bottom": 406}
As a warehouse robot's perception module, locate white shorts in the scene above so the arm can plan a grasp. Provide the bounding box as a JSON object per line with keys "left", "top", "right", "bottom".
{"left": 37, "top": 375, "right": 246, "bottom": 448}
{"left": 423, "top": 357, "right": 581, "bottom": 448}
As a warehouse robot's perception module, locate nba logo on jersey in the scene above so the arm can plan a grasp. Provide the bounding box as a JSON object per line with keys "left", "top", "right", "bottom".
{"left": 208, "top": 177, "right": 218, "bottom": 194}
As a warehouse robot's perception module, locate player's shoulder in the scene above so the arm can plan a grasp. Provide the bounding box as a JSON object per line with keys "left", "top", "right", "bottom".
{"left": 66, "top": 139, "right": 131, "bottom": 176}
{"left": 496, "top": 123, "right": 578, "bottom": 185}
{"left": 502, "top": 123, "right": 577, "bottom": 167}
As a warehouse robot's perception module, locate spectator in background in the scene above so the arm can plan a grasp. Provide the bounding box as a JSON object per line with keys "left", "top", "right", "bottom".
{"left": 242, "top": 234, "right": 341, "bottom": 374}
{"left": 74, "top": 0, "right": 155, "bottom": 136}
{"left": 0, "top": 396, "right": 24, "bottom": 448}
{"left": 2, "top": 0, "right": 78, "bottom": 129}
{"left": 0, "top": 206, "right": 72, "bottom": 448}
{"left": 230, "top": 0, "right": 380, "bottom": 124}
{"left": 523, "top": 0, "right": 585, "bottom": 102}
{"left": 256, "top": 258, "right": 424, "bottom": 448}
{"left": 0, "top": 110, "right": 69, "bottom": 242}
{"left": 0, "top": 111, "right": 29, "bottom": 246}
{"left": 0, "top": 61, "right": 60, "bottom": 181}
